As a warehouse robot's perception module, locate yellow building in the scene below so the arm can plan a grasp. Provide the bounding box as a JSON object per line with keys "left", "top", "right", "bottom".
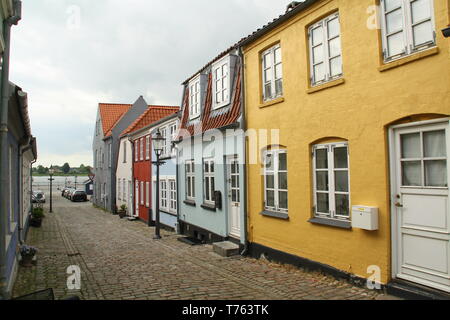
{"left": 242, "top": 0, "right": 450, "bottom": 295}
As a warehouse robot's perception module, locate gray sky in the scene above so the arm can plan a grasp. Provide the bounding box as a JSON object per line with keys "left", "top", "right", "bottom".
{"left": 10, "top": 0, "right": 285, "bottom": 167}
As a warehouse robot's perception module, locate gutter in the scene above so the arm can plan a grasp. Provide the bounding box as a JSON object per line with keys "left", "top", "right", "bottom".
{"left": 0, "top": 0, "right": 22, "bottom": 300}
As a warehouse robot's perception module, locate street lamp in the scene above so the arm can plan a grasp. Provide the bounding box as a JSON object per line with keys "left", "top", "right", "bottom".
{"left": 48, "top": 167, "right": 55, "bottom": 213}
{"left": 151, "top": 129, "right": 166, "bottom": 239}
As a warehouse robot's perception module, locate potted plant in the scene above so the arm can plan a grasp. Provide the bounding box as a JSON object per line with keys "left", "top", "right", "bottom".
{"left": 118, "top": 204, "right": 127, "bottom": 219}
{"left": 19, "top": 245, "right": 38, "bottom": 267}
{"left": 30, "top": 207, "right": 45, "bottom": 228}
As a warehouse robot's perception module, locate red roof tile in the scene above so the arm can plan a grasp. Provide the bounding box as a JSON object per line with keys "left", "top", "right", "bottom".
{"left": 121, "top": 105, "right": 180, "bottom": 137}
{"left": 99, "top": 103, "right": 133, "bottom": 138}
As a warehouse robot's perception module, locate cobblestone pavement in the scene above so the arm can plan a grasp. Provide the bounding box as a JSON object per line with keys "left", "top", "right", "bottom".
{"left": 12, "top": 192, "right": 399, "bottom": 300}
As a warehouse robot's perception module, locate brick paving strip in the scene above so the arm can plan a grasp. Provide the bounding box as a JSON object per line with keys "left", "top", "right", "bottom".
{"left": 12, "top": 194, "right": 399, "bottom": 300}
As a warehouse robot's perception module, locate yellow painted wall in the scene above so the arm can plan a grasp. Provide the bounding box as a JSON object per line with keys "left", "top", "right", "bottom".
{"left": 243, "top": 0, "right": 450, "bottom": 284}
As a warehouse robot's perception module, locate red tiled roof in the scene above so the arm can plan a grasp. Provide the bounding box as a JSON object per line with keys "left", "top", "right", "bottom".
{"left": 99, "top": 103, "right": 133, "bottom": 138}
{"left": 121, "top": 105, "right": 180, "bottom": 137}
{"left": 179, "top": 62, "right": 242, "bottom": 138}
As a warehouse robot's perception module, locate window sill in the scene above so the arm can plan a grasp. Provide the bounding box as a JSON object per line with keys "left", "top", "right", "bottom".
{"left": 378, "top": 47, "right": 439, "bottom": 72}
{"left": 201, "top": 203, "right": 217, "bottom": 212}
{"left": 260, "top": 210, "right": 289, "bottom": 220}
{"left": 307, "top": 78, "right": 345, "bottom": 94}
{"left": 259, "top": 97, "right": 284, "bottom": 109}
{"left": 184, "top": 199, "right": 196, "bottom": 207}
{"left": 160, "top": 209, "right": 177, "bottom": 217}
{"left": 308, "top": 217, "right": 352, "bottom": 229}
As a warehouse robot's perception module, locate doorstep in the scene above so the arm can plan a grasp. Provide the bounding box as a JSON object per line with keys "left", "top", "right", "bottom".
{"left": 386, "top": 279, "right": 450, "bottom": 300}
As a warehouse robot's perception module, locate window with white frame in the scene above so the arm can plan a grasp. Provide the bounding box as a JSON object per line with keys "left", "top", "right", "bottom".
{"left": 146, "top": 181, "right": 150, "bottom": 207}
{"left": 264, "top": 149, "right": 288, "bottom": 213}
{"left": 123, "top": 178, "right": 126, "bottom": 201}
{"left": 380, "top": 0, "right": 436, "bottom": 62}
{"left": 140, "top": 181, "right": 144, "bottom": 205}
{"left": 118, "top": 178, "right": 121, "bottom": 200}
{"left": 308, "top": 12, "right": 343, "bottom": 86}
{"left": 135, "top": 140, "right": 138, "bottom": 162}
{"left": 160, "top": 127, "right": 167, "bottom": 157}
{"left": 185, "top": 160, "right": 195, "bottom": 200}
{"left": 313, "top": 143, "right": 350, "bottom": 220}
{"left": 203, "top": 159, "right": 215, "bottom": 204}
{"left": 145, "top": 136, "right": 150, "bottom": 160}
{"left": 140, "top": 137, "right": 144, "bottom": 161}
{"left": 212, "top": 57, "right": 230, "bottom": 109}
{"left": 160, "top": 180, "right": 168, "bottom": 209}
{"left": 169, "top": 180, "right": 177, "bottom": 213}
{"left": 189, "top": 76, "right": 200, "bottom": 119}
{"left": 262, "top": 44, "right": 283, "bottom": 101}
{"left": 123, "top": 141, "right": 127, "bottom": 163}
{"left": 108, "top": 143, "right": 112, "bottom": 168}
{"left": 169, "top": 122, "right": 178, "bottom": 156}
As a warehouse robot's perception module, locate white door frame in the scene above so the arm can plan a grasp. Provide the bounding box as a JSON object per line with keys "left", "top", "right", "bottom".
{"left": 389, "top": 117, "right": 450, "bottom": 291}
{"left": 226, "top": 155, "right": 241, "bottom": 239}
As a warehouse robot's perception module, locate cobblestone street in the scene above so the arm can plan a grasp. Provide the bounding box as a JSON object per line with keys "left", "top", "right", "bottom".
{"left": 12, "top": 193, "right": 397, "bottom": 300}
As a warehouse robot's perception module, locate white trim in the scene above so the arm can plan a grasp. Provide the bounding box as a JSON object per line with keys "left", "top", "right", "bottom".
{"left": 185, "top": 160, "right": 195, "bottom": 200}
{"left": 189, "top": 75, "right": 201, "bottom": 120}
{"left": 203, "top": 158, "right": 215, "bottom": 205}
{"left": 262, "top": 44, "right": 283, "bottom": 102}
{"left": 263, "top": 149, "right": 288, "bottom": 214}
{"left": 146, "top": 181, "right": 150, "bottom": 207}
{"left": 212, "top": 55, "right": 231, "bottom": 110}
{"left": 145, "top": 135, "right": 150, "bottom": 160}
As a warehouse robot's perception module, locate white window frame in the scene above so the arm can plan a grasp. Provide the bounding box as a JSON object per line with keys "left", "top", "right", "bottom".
{"left": 134, "top": 140, "right": 138, "bottom": 162}
{"left": 146, "top": 181, "right": 150, "bottom": 207}
{"left": 308, "top": 12, "right": 343, "bottom": 87}
{"left": 140, "top": 137, "right": 144, "bottom": 161}
{"left": 160, "top": 126, "right": 168, "bottom": 157}
{"left": 145, "top": 135, "right": 150, "bottom": 160}
{"left": 212, "top": 56, "right": 231, "bottom": 109}
{"left": 140, "top": 181, "right": 144, "bottom": 205}
{"left": 262, "top": 44, "right": 283, "bottom": 102}
{"left": 312, "top": 142, "right": 351, "bottom": 221}
{"left": 203, "top": 158, "right": 215, "bottom": 205}
{"left": 169, "top": 179, "right": 177, "bottom": 213}
{"left": 169, "top": 122, "right": 178, "bottom": 156}
{"left": 108, "top": 143, "right": 112, "bottom": 168}
{"left": 263, "top": 149, "right": 288, "bottom": 214}
{"left": 123, "top": 141, "right": 127, "bottom": 163}
{"left": 160, "top": 180, "right": 168, "bottom": 210}
{"left": 189, "top": 75, "right": 201, "bottom": 120}
{"left": 118, "top": 178, "right": 121, "bottom": 200}
{"left": 380, "top": 0, "right": 436, "bottom": 63}
{"left": 123, "top": 178, "right": 126, "bottom": 201}
{"left": 186, "top": 160, "right": 195, "bottom": 200}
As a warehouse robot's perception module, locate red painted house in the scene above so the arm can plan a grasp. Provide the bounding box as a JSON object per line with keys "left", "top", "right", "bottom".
{"left": 121, "top": 105, "right": 179, "bottom": 223}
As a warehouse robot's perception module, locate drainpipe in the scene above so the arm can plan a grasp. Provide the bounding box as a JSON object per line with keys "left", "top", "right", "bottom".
{"left": 238, "top": 47, "right": 249, "bottom": 256}
{"left": 0, "top": 0, "right": 22, "bottom": 300}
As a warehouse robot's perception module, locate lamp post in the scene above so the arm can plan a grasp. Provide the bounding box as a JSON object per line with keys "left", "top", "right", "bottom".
{"left": 151, "top": 129, "right": 166, "bottom": 240}
{"left": 48, "top": 167, "right": 55, "bottom": 213}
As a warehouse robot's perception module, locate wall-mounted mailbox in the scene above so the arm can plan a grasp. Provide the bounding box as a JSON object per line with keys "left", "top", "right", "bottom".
{"left": 351, "top": 206, "right": 378, "bottom": 231}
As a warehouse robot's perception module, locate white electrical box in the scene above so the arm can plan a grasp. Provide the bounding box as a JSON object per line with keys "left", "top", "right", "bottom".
{"left": 351, "top": 206, "right": 379, "bottom": 231}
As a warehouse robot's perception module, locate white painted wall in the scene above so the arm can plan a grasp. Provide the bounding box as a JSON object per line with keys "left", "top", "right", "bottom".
{"left": 116, "top": 136, "right": 133, "bottom": 214}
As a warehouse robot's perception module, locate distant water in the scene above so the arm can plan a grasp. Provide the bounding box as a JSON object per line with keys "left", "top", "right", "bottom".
{"left": 32, "top": 176, "right": 89, "bottom": 188}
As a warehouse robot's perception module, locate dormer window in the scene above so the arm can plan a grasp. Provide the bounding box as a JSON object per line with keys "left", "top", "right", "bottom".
{"left": 212, "top": 56, "right": 231, "bottom": 109}
{"left": 189, "top": 76, "right": 200, "bottom": 119}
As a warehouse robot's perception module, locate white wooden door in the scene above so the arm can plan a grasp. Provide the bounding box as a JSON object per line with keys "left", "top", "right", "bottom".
{"left": 227, "top": 157, "right": 241, "bottom": 239}
{"left": 392, "top": 121, "right": 450, "bottom": 292}
{"left": 135, "top": 181, "right": 139, "bottom": 217}
{"left": 128, "top": 181, "right": 134, "bottom": 217}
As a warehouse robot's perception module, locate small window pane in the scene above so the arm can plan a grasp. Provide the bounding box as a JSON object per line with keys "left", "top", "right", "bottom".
{"left": 275, "top": 64, "right": 283, "bottom": 80}
{"left": 335, "top": 194, "right": 350, "bottom": 216}
{"left": 330, "top": 56, "right": 342, "bottom": 77}
{"left": 264, "top": 83, "right": 272, "bottom": 99}
{"left": 402, "top": 161, "right": 422, "bottom": 186}
{"left": 313, "top": 45, "right": 324, "bottom": 64}
{"left": 205, "top": 178, "right": 210, "bottom": 200}
{"left": 386, "top": 8, "right": 403, "bottom": 34}
{"left": 264, "top": 67, "right": 272, "bottom": 82}
{"left": 210, "top": 162, "right": 214, "bottom": 173}
{"left": 317, "top": 193, "right": 329, "bottom": 213}
{"left": 204, "top": 162, "right": 209, "bottom": 173}
{"left": 274, "top": 47, "right": 282, "bottom": 64}
{"left": 265, "top": 174, "right": 274, "bottom": 189}
{"left": 413, "top": 21, "right": 433, "bottom": 47}
{"left": 335, "top": 171, "right": 349, "bottom": 192}
{"left": 278, "top": 172, "right": 288, "bottom": 190}
{"left": 424, "top": 130, "right": 446, "bottom": 158}
{"left": 327, "top": 17, "right": 340, "bottom": 39}
{"left": 401, "top": 133, "right": 421, "bottom": 158}
{"left": 312, "top": 26, "right": 323, "bottom": 46}
{"left": 275, "top": 79, "right": 283, "bottom": 96}
{"left": 279, "top": 191, "right": 288, "bottom": 210}
{"left": 385, "top": 0, "right": 402, "bottom": 12}
{"left": 265, "top": 153, "right": 274, "bottom": 170}
{"left": 313, "top": 63, "right": 325, "bottom": 82}
{"left": 279, "top": 152, "right": 287, "bottom": 171}
{"left": 187, "top": 177, "right": 192, "bottom": 196}
{"left": 316, "top": 172, "right": 329, "bottom": 191}
{"left": 411, "top": 0, "right": 431, "bottom": 24}
{"left": 266, "top": 190, "right": 275, "bottom": 207}
{"left": 316, "top": 149, "right": 328, "bottom": 169}
{"left": 328, "top": 37, "right": 341, "bottom": 58}
{"left": 425, "top": 160, "right": 447, "bottom": 187}
{"left": 387, "top": 32, "right": 405, "bottom": 57}
{"left": 232, "top": 176, "right": 238, "bottom": 188}
{"left": 334, "top": 147, "right": 348, "bottom": 169}
{"left": 263, "top": 53, "right": 271, "bottom": 68}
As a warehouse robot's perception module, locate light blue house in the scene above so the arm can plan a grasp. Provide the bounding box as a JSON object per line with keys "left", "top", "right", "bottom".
{"left": 176, "top": 46, "right": 246, "bottom": 249}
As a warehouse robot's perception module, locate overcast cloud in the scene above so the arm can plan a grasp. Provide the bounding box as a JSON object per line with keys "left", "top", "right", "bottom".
{"left": 9, "top": 0, "right": 285, "bottom": 167}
